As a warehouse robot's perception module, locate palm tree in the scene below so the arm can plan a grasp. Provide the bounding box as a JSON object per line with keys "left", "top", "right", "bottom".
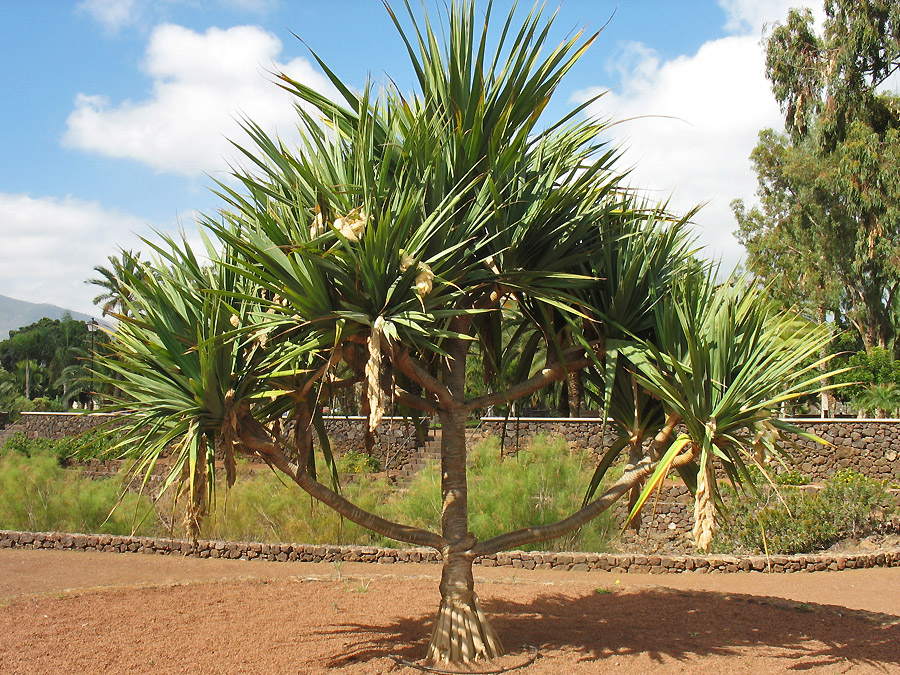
{"left": 96, "top": 1, "right": 845, "bottom": 666}
{"left": 852, "top": 383, "right": 900, "bottom": 418}
{"left": 87, "top": 250, "right": 143, "bottom": 317}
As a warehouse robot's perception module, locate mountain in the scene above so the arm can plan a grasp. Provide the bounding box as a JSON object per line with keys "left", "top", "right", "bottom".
{"left": 0, "top": 294, "right": 97, "bottom": 340}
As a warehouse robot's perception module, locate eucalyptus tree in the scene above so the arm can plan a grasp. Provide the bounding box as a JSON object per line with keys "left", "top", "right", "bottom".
{"left": 735, "top": 1, "right": 900, "bottom": 352}
{"left": 97, "top": 2, "right": 842, "bottom": 666}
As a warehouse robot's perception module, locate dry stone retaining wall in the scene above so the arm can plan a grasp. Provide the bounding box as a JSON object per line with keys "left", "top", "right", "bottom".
{"left": 1, "top": 529, "right": 897, "bottom": 573}
{"left": 468, "top": 417, "right": 900, "bottom": 484}
{"left": 14, "top": 414, "right": 900, "bottom": 484}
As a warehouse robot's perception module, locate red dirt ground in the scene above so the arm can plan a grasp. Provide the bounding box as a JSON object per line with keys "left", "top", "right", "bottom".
{"left": 1, "top": 548, "right": 898, "bottom": 674}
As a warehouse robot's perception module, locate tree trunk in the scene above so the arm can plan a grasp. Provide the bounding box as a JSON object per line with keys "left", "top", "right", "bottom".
{"left": 427, "top": 549, "right": 504, "bottom": 663}
{"left": 817, "top": 306, "right": 830, "bottom": 418}
{"left": 426, "top": 336, "right": 505, "bottom": 664}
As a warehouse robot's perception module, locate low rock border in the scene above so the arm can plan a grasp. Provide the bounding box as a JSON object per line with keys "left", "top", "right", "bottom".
{"left": 2, "top": 530, "right": 899, "bottom": 574}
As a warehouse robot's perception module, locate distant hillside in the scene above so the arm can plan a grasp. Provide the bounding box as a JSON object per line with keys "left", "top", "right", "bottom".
{"left": 0, "top": 294, "right": 96, "bottom": 340}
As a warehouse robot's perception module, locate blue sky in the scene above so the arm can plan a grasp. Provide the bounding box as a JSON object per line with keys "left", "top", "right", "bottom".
{"left": 0, "top": 0, "right": 821, "bottom": 317}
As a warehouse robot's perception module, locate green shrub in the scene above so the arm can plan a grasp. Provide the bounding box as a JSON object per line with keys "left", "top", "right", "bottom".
{"left": 714, "top": 470, "right": 896, "bottom": 554}
{"left": 1, "top": 429, "right": 113, "bottom": 464}
{"left": 774, "top": 469, "right": 810, "bottom": 486}
{"left": 818, "top": 469, "right": 895, "bottom": 539}
{"left": 192, "top": 467, "right": 394, "bottom": 546}
{"left": 337, "top": 450, "right": 381, "bottom": 474}
{"left": 0, "top": 433, "right": 618, "bottom": 552}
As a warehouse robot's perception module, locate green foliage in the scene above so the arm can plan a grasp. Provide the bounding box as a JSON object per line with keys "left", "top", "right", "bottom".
{"left": 0, "top": 450, "right": 156, "bottom": 536}
{"left": 715, "top": 470, "right": 896, "bottom": 554}
{"left": 394, "top": 436, "right": 616, "bottom": 552}
{"left": 2, "top": 430, "right": 115, "bottom": 463}
{"left": 851, "top": 383, "right": 900, "bottom": 418}
{"left": 736, "top": 2, "right": 900, "bottom": 351}
{"left": 773, "top": 469, "right": 810, "bottom": 486}
{"left": 0, "top": 434, "right": 617, "bottom": 552}
{"left": 621, "top": 270, "right": 838, "bottom": 523}
{"left": 833, "top": 347, "right": 900, "bottom": 400}
{"left": 832, "top": 347, "right": 900, "bottom": 415}
{"left": 195, "top": 468, "right": 394, "bottom": 546}
{"left": 337, "top": 451, "right": 381, "bottom": 474}
{"left": 0, "top": 316, "right": 102, "bottom": 405}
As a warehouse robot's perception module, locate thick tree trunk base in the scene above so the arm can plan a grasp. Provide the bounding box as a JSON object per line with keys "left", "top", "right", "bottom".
{"left": 425, "top": 592, "right": 505, "bottom": 665}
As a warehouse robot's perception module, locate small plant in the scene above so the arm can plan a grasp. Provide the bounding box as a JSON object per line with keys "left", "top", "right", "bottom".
{"left": 344, "top": 578, "right": 371, "bottom": 593}
{"left": 774, "top": 469, "right": 810, "bottom": 486}
{"left": 338, "top": 451, "right": 381, "bottom": 474}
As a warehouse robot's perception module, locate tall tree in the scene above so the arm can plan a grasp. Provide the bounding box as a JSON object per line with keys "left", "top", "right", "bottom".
{"left": 87, "top": 250, "right": 144, "bottom": 318}
{"left": 0, "top": 316, "right": 97, "bottom": 401}
{"left": 735, "top": 1, "right": 900, "bottom": 352}
{"left": 98, "top": 2, "right": 843, "bottom": 666}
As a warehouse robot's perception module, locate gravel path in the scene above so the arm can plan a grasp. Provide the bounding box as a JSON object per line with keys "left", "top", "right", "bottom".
{"left": 1, "top": 548, "right": 898, "bottom": 673}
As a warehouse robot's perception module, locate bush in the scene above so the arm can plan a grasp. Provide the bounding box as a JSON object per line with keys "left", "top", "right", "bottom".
{"left": 1, "top": 429, "right": 113, "bottom": 464}
{"left": 0, "top": 450, "right": 158, "bottom": 536}
{"left": 773, "top": 469, "right": 810, "bottom": 486}
{"left": 0, "top": 433, "right": 617, "bottom": 552}
{"left": 190, "top": 466, "right": 394, "bottom": 546}
{"left": 338, "top": 450, "right": 381, "bottom": 474}
{"left": 715, "top": 469, "right": 896, "bottom": 554}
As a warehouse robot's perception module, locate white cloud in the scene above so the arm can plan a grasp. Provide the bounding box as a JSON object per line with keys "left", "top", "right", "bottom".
{"left": 574, "top": 3, "right": 821, "bottom": 272}
{"left": 0, "top": 192, "right": 157, "bottom": 315}
{"left": 64, "top": 24, "right": 337, "bottom": 177}
{"left": 77, "top": 0, "right": 140, "bottom": 33}
{"left": 718, "top": 0, "right": 809, "bottom": 34}
{"left": 77, "top": 0, "right": 274, "bottom": 34}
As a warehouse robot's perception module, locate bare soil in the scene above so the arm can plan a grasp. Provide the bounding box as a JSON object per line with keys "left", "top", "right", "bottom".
{"left": 1, "top": 548, "right": 898, "bottom": 674}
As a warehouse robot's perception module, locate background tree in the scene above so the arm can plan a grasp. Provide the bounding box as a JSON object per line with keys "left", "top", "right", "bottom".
{"left": 0, "top": 316, "right": 102, "bottom": 406}
{"left": 87, "top": 250, "right": 144, "bottom": 318}
{"left": 734, "top": 1, "right": 900, "bottom": 353}
{"left": 97, "top": 2, "right": 843, "bottom": 666}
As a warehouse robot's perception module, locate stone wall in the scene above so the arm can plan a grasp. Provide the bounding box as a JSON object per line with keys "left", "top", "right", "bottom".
{"left": 17, "top": 412, "right": 120, "bottom": 438}
{"left": 2, "top": 529, "right": 897, "bottom": 573}
{"left": 465, "top": 417, "right": 615, "bottom": 458}
{"left": 316, "top": 416, "right": 427, "bottom": 470}
{"left": 17, "top": 413, "right": 900, "bottom": 485}
{"left": 785, "top": 420, "right": 900, "bottom": 483}
{"left": 465, "top": 417, "right": 900, "bottom": 483}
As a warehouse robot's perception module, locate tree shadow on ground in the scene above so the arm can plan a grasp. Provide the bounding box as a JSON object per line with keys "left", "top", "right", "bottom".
{"left": 324, "top": 587, "right": 900, "bottom": 671}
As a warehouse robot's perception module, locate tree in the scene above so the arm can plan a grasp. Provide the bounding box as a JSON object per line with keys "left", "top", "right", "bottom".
{"left": 852, "top": 382, "right": 900, "bottom": 417}
{"left": 87, "top": 250, "right": 144, "bottom": 318}
{"left": 735, "top": 1, "right": 900, "bottom": 352}
{"left": 97, "top": 2, "right": 842, "bottom": 666}
{"left": 0, "top": 316, "right": 99, "bottom": 403}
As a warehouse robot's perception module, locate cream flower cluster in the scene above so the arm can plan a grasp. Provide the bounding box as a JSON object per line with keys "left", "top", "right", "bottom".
{"left": 309, "top": 206, "right": 368, "bottom": 242}
{"left": 399, "top": 249, "right": 434, "bottom": 297}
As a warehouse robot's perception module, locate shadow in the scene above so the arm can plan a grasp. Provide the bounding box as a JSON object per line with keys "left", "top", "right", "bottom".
{"left": 316, "top": 613, "right": 431, "bottom": 668}
{"left": 324, "top": 587, "right": 900, "bottom": 671}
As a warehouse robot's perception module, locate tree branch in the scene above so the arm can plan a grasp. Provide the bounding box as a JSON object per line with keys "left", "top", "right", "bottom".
{"left": 471, "top": 453, "right": 656, "bottom": 556}
{"left": 463, "top": 356, "right": 591, "bottom": 412}
{"left": 471, "top": 414, "right": 678, "bottom": 556}
{"left": 392, "top": 345, "right": 453, "bottom": 408}
{"left": 394, "top": 385, "right": 440, "bottom": 413}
